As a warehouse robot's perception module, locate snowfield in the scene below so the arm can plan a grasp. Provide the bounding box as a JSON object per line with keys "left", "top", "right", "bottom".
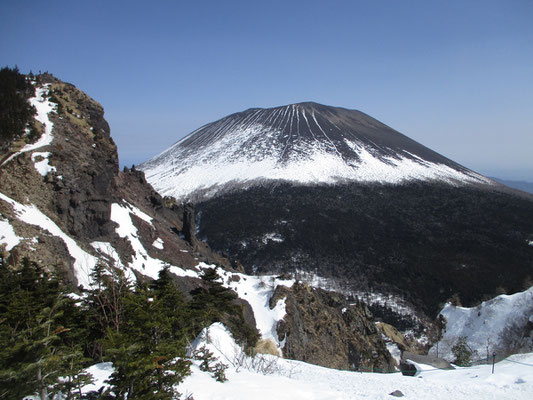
{"left": 430, "top": 286, "right": 533, "bottom": 361}
{"left": 83, "top": 323, "right": 533, "bottom": 400}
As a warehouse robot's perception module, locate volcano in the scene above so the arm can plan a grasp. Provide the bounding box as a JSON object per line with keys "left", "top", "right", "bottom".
{"left": 140, "top": 102, "right": 490, "bottom": 201}
{"left": 140, "top": 103, "right": 533, "bottom": 330}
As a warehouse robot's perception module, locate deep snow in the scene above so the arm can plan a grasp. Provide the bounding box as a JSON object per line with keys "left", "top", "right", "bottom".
{"left": 430, "top": 286, "right": 533, "bottom": 361}
{"left": 82, "top": 323, "right": 533, "bottom": 400}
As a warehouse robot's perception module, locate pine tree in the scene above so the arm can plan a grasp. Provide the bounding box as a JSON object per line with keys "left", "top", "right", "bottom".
{"left": 0, "top": 259, "right": 90, "bottom": 399}
{"left": 102, "top": 268, "right": 192, "bottom": 399}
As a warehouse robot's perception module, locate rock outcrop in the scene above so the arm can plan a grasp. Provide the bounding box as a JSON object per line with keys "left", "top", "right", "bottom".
{"left": 272, "top": 282, "right": 395, "bottom": 371}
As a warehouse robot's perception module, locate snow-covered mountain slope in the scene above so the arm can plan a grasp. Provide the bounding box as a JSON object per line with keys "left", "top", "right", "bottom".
{"left": 430, "top": 286, "right": 533, "bottom": 361}
{"left": 140, "top": 102, "right": 491, "bottom": 200}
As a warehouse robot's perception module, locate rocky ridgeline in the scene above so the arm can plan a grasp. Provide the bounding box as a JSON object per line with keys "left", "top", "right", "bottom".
{"left": 0, "top": 74, "right": 229, "bottom": 282}
{"left": 0, "top": 73, "right": 397, "bottom": 371}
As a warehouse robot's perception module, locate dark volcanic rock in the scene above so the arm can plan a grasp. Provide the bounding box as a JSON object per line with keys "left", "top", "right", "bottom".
{"left": 272, "top": 282, "right": 395, "bottom": 371}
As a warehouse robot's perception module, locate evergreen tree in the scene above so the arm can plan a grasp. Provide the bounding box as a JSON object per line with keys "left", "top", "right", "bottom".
{"left": 0, "top": 259, "right": 90, "bottom": 399}
{"left": 0, "top": 66, "right": 37, "bottom": 150}
{"left": 190, "top": 267, "right": 259, "bottom": 349}
{"left": 102, "top": 267, "right": 192, "bottom": 399}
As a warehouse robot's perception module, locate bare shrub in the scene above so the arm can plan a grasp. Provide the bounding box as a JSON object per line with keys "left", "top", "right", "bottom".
{"left": 255, "top": 339, "right": 280, "bottom": 356}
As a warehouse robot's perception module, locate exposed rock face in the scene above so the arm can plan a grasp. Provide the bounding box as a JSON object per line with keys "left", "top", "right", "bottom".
{"left": 272, "top": 282, "right": 395, "bottom": 371}
{"left": 0, "top": 74, "right": 230, "bottom": 284}
{"left": 116, "top": 166, "right": 228, "bottom": 269}
{"left": 376, "top": 322, "right": 423, "bottom": 355}
{"left": 182, "top": 202, "right": 197, "bottom": 247}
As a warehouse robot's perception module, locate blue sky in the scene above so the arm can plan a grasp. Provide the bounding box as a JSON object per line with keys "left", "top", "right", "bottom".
{"left": 1, "top": 0, "right": 532, "bottom": 180}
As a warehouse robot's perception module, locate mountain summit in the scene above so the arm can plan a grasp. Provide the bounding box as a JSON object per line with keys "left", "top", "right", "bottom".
{"left": 140, "top": 102, "right": 490, "bottom": 200}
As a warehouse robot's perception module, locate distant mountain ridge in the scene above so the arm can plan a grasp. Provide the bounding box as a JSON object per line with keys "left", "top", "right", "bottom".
{"left": 490, "top": 177, "right": 533, "bottom": 195}
{"left": 140, "top": 102, "right": 491, "bottom": 201}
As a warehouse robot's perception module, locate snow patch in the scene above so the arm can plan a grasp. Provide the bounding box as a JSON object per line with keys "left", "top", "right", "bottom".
{"left": 0, "top": 191, "right": 96, "bottom": 288}
{"left": 430, "top": 286, "right": 533, "bottom": 360}
{"left": 31, "top": 151, "right": 56, "bottom": 176}
{"left": 0, "top": 218, "right": 21, "bottom": 251}
{"left": 386, "top": 342, "right": 402, "bottom": 365}
{"left": 215, "top": 268, "right": 294, "bottom": 347}
{"left": 189, "top": 322, "right": 242, "bottom": 364}
{"left": 152, "top": 237, "right": 164, "bottom": 249}
{"left": 81, "top": 362, "right": 113, "bottom": 394}
{"left": 261, "top": 232, "right": 284, "bottom": 244}
{"left": 110, "top": 202, "right": 166, "bottom": 279}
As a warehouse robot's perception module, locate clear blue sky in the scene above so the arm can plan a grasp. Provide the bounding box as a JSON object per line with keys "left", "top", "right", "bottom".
{"left": 1, "top": 0, "right": 532, "bottom": 180}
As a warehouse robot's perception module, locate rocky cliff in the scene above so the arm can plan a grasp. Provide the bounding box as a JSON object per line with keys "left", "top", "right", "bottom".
{"left": 272, "top": 282, "right": 395, "bottom": 371}
{"left": 0, "top": 73, "right": 229, "bottom": 286}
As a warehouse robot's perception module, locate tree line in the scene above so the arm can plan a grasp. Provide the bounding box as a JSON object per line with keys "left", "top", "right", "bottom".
{"left": 0, "top": 66, "right": 38, "bottom": 152}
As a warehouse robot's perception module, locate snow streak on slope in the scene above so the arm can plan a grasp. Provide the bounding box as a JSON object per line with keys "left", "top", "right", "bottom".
{"left": 109, "top": 202, "right": 200, "bottom": 280}
{"left": 430, "top": 286, "right": 533, "bottom": 360}
{"left": 217, "top": 269, "right": 294, "bottom": 347}
{"left": 0, "top": 191, "right": 96, "bottom": 288}
{"left": 1, "top": 83, "right": 56, "bottom": 168}
{"left": 141, "top": 103, "right": 491, "bottom": 200}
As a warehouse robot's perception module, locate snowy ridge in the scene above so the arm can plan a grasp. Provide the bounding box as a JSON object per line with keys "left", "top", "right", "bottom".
{"left": 140, "top": 102, "right": 491, "bottom": 200}
{"left": 430, "top": 286, "right": 533, "bottom": 361}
